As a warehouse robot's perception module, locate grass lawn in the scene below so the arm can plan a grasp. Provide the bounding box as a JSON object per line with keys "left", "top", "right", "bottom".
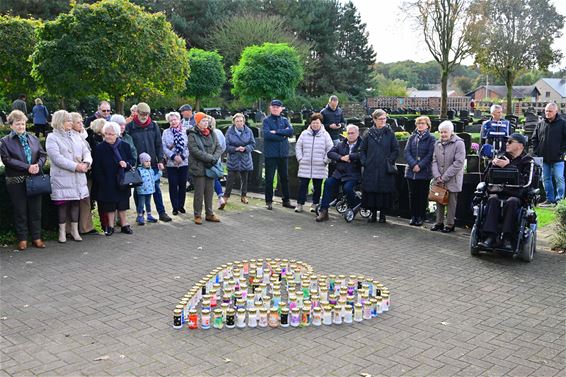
{"left": 536, "top": 207, "right": 556, "bottom": 228}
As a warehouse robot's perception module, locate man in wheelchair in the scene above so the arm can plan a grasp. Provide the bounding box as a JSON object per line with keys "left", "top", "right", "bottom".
{"left": 316, "top": 124, "right": 361, "bottom": 222}
{"left": 478, "top": 133, "right": 538, "bottom": 249}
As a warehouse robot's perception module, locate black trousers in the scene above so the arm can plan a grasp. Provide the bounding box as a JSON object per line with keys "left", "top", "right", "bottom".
{"left": 407, "top": 178, "right": 430, "bottom": 219}
{"left": 225, "top": 170, "right": 249, "bottom": 197}
{"left": 264, "top": 157, "right": 290, "bottom": 203}
{"left": 6, "top": 182, "right": 42, "bottom": 241}
{"left": 482, "top": 195, "right": 522, "bottom": 235}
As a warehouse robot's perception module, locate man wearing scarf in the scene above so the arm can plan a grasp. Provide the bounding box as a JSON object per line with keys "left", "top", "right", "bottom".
{"left": 125, "top": 102, "right": 172, "bottom": 222}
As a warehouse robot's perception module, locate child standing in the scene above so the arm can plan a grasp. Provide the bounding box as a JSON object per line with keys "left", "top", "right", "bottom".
{"left": 136, "top": 153, "right": 161, "bottom": 225}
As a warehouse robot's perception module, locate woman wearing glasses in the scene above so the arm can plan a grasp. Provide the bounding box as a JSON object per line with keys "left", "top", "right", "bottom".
{"left": 359, "top": 109, "right": 399, "bottom": 223}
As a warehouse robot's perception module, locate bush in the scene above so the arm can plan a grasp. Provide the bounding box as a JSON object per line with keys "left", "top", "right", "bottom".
{"left": 551, "top": 199, "right": 566, "bottom": 251}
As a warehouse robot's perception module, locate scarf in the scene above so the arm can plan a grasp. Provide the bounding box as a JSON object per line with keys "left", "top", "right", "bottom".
{"left": 199, "top": 127, "right": 211, "bottom": 137}
{"left": 133, "top": 114, "right": 152, "bottom": 128}
{"left": 416, "top": 130, "right": 428, "bottom": 142}
{"left": 108, "top": 139, "right": 125, "bottom": 182}
{"left": 14, "top": 131, "right": 32, "bottom": 164}
{"left": 171, "top": 127, "right": 186, "bottom": 160}
{"left": 312, "top": 128, "right": 319, "bottom": 135}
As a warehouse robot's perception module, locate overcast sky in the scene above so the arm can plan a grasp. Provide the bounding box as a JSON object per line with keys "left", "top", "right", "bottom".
{"left": 350, "top": 0, "right": 566, "bottom": 69}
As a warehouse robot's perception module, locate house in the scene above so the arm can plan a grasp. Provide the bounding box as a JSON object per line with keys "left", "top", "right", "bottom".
{"left": 534, "top": 78, "right": 566, "bottom": 104}
{"left": 466, "top": 85, "right": 540, "bottom": 102}
{"left": 407, "top": 89, "right": 457, "bottom": 97}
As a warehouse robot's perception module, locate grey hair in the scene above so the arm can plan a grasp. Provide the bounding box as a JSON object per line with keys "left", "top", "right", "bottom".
{"left": 110, "top": 114, "right": 126, "bottom": 125}
{"left": 329, "top": 95, "right": 339, "bottom": 102}
{"left": 165, "top": 111, "right": 181, "bottom": 122}
{"left": 51, "top": 110, "right": 72, "bottom": 131}
{"left": 102, "top": 121, "right": 121, "bottom": 136}
{"left": 545, "top": 102, "right": 558, "bottom": 111}
{"left": 346, "top": 124, "right": 359, "bottom": 133}
{"left": 130, "top": 104, "right": 138, "bottom": 112}
{"left": 490, "top": 104, "right": 502, "bottom": 114}
{"left": 371, "top": 109, "right": 387, "bottom": 119}
{"left": 438, "top": 120, "right": 454, "bottom": 133}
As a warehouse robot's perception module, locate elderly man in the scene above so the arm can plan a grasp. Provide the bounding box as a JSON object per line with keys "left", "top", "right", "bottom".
{"left": 321, "top": 95, "right": 346, "bottom": 145}
{"left": 532, "top": 102, "right": 566, "bottom": 207}
{"left": 479, "top": 133, "right": 535, "bottom": 249}
{"left": 85, "top": 101, "right": 112, "bottom": 129}
{"left": 316, "top": 124, "right": 362, "bottom": 222}
{"left": 480, "top": 104, "right": 511, "bottom": 158}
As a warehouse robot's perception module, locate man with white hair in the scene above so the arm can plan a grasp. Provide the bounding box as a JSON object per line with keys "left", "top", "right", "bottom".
{"left": 480, "top": 104, "right": 511, "bottom": 159}
{"left": 532, "top": 102, "right": 566, "bottom": 206}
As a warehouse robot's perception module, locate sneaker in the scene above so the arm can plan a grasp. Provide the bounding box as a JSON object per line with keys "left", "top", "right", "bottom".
{"left": 147, "top": 214, "right": 158, "bottom": 223}
{"left": 136, "top": 215, "right": 145, "bottom": 225}
{"left": 104, "top": 226, "right": 114, "bottom": 236}
{"left": 295, "top": 204, "right": 303, "bottom": 213}
{"left": 539, "top": 200, "right": 556, "bottom": 207}
{"left": 218, "top": 197, "right": 226, "bottom": 210}
{"left": 159, "top": 212, "right": 172, "bottom": 222}
{"left": 310, "top": 204, "right": 316, "bottom": 213}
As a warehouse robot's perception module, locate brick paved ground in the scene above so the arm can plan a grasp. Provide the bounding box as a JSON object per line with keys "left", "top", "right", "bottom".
{"left": 1, "top": 193, "right": 565, "bottom": 376}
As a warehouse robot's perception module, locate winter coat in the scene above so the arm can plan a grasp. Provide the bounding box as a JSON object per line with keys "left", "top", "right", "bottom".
{"left": 213, "top": 129, "right": 226, "bottom": 153}
{"left": 404, "top": 130, "right": 436, "bottom": 180}
{"left": 262, "top": 115, "right": 294, "bottom": 158}
{"left": 46, "top": 130, "right": 92, "bottom": 201}
{"left": 91, "top": 141, "right": 135, "bottom": 203}
{"left": 121, "top": 133, "right": 137, "bottom": 164}
{"left": 136, "top": 166, "right": 159, "bottom": 195}
{"left": 327, "top": 137, "right": 362, "bottom": 182}
{"left": 359, "top": 126, "right": 400, "bottom": 193}
{"left": 484, "top": 151, "right": 536, "bottom": 198}
{"left": 162, "top": 127, "right": 189, "bottom": 168}
{"left": 531, "top": 114, "right": 566, "bottom": 163}
{"left": 0, "top": 132, "right": 47, "bottom": 178}
{"left": 432, "top": 134, "right": 466, "bottom": 193}
{"left": 187, "top": 128, "right": 222, "bottom": 177}
{"left": 225, "top": 125, "right": 256, "bottom": 172}
{"left": 126, "top": 120, "right": 163, "bottom": 167}
{"left": 320, "top": 104, "right": 346, "bottom": 140}
{"left": 32, "top": 104, "right": 49, "bottom": 124}
{"left": 295, "top": 127, "right": 333, "bottom": 179}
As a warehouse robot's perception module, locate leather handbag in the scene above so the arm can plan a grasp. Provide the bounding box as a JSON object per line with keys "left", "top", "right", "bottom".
{"left": 428, "top": 183, "right": 449, "bottom": 205}
{"left": 119, "top": 166, "right": 143, "bottom": 188}
{"left": 25, "top": 170, "right": 51, "bottom": 197}
{"left": 205, "top": 161, "right": 224, "bottom": 179}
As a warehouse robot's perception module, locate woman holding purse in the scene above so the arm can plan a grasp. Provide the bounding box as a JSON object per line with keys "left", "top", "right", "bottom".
{"left": 0, "top": 110, "right": 47, "bottom": 250}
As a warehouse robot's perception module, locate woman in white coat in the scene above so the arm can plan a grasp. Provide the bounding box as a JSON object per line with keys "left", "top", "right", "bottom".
{"left": 295, "top": 113, "right": 333, "bottom": 213}
{"left": 46, "top": 110, "right": 92, "bottom": 243}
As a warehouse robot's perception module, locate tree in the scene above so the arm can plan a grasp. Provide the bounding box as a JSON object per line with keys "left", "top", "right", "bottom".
{"left": 0, "top": 0, "right": 71, "bottom": 21}
{"left": 370, "top": 73, "right": 408, "bottom": 97}
{"left": 409, "top": 0, "right": 472, "bottom": 117}
{"left": 467, "top": 0, "right": 564, "bottom": 114}
{"left": 453, "top": 76, "right": 474, "bottom": 94}
{"left": 0, "top": 15, "right": 41, "bottom": 98}
{"left": 184, "top": 49, "right": 226, "bottom": 111}
{"left": 231, "top": 43, "right": 303, "bottom": 104}
{"left": 32, "top": 0, "right": 189, "bottom": 113}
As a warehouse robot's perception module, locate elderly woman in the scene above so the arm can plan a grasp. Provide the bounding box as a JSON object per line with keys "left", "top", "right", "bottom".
{"left": 32, "top": 98, "right": 49, "bottom": 138}
{"left": 360, "top": 109, "right": 400, "bottom": 223}
{"left": 125, "top": 104, "right": 137, "bottom": 124}
{"left": 404, "top": 116, "right": 436, "bottom": 226}
{"left": 295, "top": 113, "right": 333, "bottom": 213}
{"left": 91, "top": 122, "right": 136, "bottom": 236}
{"left": 110, "top": 114, "right": 137, "bottom": 159}
{"left": 187, "top": 112, "right": 222, "bottom": 224}
{"left": 431, "top": 120, "right": 466, "bottom": 233}
{"left": 46, "top": 110, "right": 92, "bottom": 243}
{"left": 224, "top": 113, "right": 256, "bottom": 205}
{"left": 0, "top": 110, "right": 47, "bottom": 250}
{"left": 162, "top": 111, "right": 189, "bottom": 215}
{"left": 209, "top": 117, "right": 227, "bottom": 209}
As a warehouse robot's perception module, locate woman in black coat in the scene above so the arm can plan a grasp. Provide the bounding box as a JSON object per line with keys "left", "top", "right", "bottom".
{"left": 92, "top": 122, "right": 136, "bottom": 236}
{"left": 359, "top": 109, "right": 400, "bottom": 223}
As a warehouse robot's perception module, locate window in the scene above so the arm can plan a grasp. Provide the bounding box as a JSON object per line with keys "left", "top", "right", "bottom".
{"left": 546, "top": 91, "right": 551, "bottom": 98}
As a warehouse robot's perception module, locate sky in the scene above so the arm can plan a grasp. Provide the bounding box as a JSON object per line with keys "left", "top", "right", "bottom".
{"left": 350, "top": 0, "right": 566, "bottom": 69}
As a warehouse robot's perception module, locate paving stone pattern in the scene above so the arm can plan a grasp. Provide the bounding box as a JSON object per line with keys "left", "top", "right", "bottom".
{"left": 1, "top": 201, "right": 565, "bottom": 376}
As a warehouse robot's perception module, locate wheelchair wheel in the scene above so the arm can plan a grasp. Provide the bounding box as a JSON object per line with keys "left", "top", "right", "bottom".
{"left": 344, "top": 209, "right": 355, "bottom": 223}
{"left": 336, "top": 199, "right": 348, "bottom": 214}
{"left": 359, "top": 208, "right": 372, "bottom": 218}
{"left": 470, "top": 224, "right": 480, "bottom": 256}
{"left": 314, "top": 204, "right": 321, "bottom": 216}
{"left": 520, "top": 228, "right": 536, "bottom": 262}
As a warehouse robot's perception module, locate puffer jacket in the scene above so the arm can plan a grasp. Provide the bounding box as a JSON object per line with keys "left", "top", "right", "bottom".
{"left": 404, "top": 130, "right": 436, "bottom": 180}
{"left": 162, "top": 127, "right": 189, "bottom": 168}
{"left": 46, "top": 130, "right": 92, "bottom": 201}
{"left": 432, "top": 134, "right": 466, "bottom": 192}
{"left": 295, "top": 127, "right": 333, "bottom": 179}
{"left": 136, "top": 166, "right": 158, "bottom": 195}
{"left": 225, "top": 125, "right": 255, "bottom": 172}
{"left": 187, "top": 128, "right": 222, "bottom": 177}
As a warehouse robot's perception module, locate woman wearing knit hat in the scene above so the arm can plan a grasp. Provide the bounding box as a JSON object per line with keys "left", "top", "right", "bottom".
{"left": 187, "top": 112, "right": 223, "bottom": 224}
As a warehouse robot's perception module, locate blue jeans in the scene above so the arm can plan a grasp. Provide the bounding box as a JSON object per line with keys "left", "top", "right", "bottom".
{"left": 542, "top": 161, "right": 565, "bottom": 203}
{"left": 136, "top": 194, "right": 152, "bottom": 214}
{"left": 264, "top": 157, "right": 290, "bottom": 203}
{"left": 167, "top": 166, "right": 188, "bottom": 211}
{"left": 320, "top": 177, "right": 359, "bottom": 209}
{"left": 297, "top": 178, "right": 323, "bottom": 205}
{"left": 214, "top": 178, "right": 224, "bottom": 197}
{"left": 152, "top": 168, "right": 166, "bottom": 214}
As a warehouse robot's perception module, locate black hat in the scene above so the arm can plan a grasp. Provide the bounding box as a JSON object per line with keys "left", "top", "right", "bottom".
{"left": 507, "top": 133, "right": 527, "bottom": 146}
{"left": 270, "top": 99, "right": 283, "bottom": 107}
{"left": 179, "top": 104, "right": 192, "bottom": 112}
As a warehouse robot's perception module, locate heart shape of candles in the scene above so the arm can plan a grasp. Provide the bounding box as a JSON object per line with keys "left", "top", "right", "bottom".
{"left": 173, "top": 258, "right": 390, "bottom": 330}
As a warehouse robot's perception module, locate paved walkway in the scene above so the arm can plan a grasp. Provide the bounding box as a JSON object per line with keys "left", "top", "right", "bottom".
{"left": 1, "top": 197, "right": 565, "bottom": 376}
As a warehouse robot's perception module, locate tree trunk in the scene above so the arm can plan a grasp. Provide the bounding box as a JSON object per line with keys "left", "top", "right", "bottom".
{"left": 114, "top": 95, "right": 124, "bottom": 115}
{"left": 505, "top": 70, "right": 514, "bottom": 115}
{"left": 59, "top": 97, "right": 66, "bottom": 110}
{"left": 440, "top": 69, "right": 449, "bottom": 118}
{"left": 195, "top": 98, "right": 201, "bottom": 112}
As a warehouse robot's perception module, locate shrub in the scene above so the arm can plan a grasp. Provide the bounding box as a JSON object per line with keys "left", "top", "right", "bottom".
{"left": 551, "top": 199, "right": 566, "bottom": 251}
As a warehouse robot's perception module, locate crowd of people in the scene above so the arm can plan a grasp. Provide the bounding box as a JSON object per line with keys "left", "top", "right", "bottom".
{"left": 1, "top": 95, "right": 564, "bottom": 251}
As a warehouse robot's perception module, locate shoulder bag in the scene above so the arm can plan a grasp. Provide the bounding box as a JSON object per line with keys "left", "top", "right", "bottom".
{"left": 26, "top": 168, "right": 51, "bottom": 197}
{"left": 194, "top": 133, "right": 224, "bottom": 179}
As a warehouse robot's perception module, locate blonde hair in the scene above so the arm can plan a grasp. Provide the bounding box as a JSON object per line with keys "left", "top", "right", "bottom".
{"left": 90, "top": 118, "right": 106, "bottom": 135}
{"left": 7, "top": 110, "right": 28, "bottom": 125}
{"left": 208, "top": 116, "right": 217, "bottom": 129}
{"left": 232, "top": 113, "right": 245, "bottom": 123}
{"left": 415, "top": 116, "right": 431, "bottom": 128}
{"left": 70, "top": 112, "right": 83, "bottom": 123}
{"left": 51, "top": 110, "right": 72, "bottom": 131}
{"left": 34, "top": 98, "right": 43, "bottom": 105}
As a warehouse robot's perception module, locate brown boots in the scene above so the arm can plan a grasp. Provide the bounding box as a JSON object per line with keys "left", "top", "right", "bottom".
{"left": 316, "top": 209, "right": 329, "bottom": 222}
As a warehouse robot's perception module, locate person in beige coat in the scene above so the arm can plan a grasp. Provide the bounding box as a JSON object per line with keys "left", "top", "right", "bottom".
{"left": 431, "top": 120, "right": 466, "bottom": 233}
{"left": 46, "top": 110, "right": 92, "bottom": 243}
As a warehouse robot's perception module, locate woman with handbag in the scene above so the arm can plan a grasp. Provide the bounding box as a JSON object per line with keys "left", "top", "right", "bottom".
{"left": 359, "top": 109, "right": 400, "bottom": 223}
{"left": 91, "top": 122, "right": 136, "bottom": 236}
{"left": 46, "top": 110, "right": 92, "bottom": 243}
{"left": 187, "top": 112, "right": 222, "bottom": 224}
{"left": 404, "top": 116, "right": 436, "bottom": 226}
{"left": 0, "top": 110, "right": 47, "bottom": 250}
{"left": 431, "top": 120, "right": 466, "bottom": 233}
{"left": 162, "top": 111, "right": 189, "bottom": 215}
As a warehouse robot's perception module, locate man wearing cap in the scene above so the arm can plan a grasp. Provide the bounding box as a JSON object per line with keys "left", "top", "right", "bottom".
{"left": 179, "top": 104, "right": 196, "bottom": 131}
{"left": 479, "top": 133, "right": 536, "bottom": 249}
{"left": 263, "top": 99, "right": 294, "bottom": 210}
{"left": 85, "top": 101, "right": 112, "bottom": 129}
{"left": 531, "top": 102, "right": 566, "bottom": 207}
{"left": 126, "top": 102, "right": 172, "bottom": 222}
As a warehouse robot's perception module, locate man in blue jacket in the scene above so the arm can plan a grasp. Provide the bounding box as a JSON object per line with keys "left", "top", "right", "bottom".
{"left": 263, "top": 99, "right": 294, "bottom": 210}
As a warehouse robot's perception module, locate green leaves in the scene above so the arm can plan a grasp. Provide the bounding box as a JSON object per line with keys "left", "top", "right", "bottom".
{"left": 185, "top": 48, "right": 226, "bottom": 102}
